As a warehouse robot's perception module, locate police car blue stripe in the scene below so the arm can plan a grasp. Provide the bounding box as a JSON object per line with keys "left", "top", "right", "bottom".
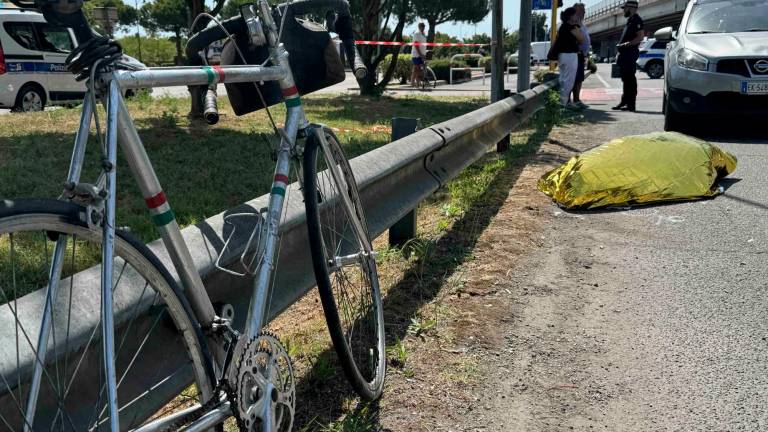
{"left": 639, "top": 53, "right": 664, "bottom": 59}
{"left": 4, "top": 62, "right": 69, "bottom": 73}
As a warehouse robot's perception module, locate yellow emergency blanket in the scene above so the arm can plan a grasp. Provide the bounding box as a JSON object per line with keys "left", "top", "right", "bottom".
{"left": 538, "top": 132, "right": 737, "bottom": 209}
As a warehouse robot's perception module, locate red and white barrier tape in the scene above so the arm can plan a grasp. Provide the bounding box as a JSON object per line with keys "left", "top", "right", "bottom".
{"left": 355, "top": 41, "right": 489, "bottom": 47}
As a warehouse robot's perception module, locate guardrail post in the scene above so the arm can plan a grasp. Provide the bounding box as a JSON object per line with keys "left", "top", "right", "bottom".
{"left": 497, "top": 89, "right": 512, "bottom": 152}
{"left": 389, "top": 117, "right": 419, "bottom": 247}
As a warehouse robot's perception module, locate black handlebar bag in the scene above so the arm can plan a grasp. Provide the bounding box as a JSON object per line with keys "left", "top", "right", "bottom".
{"left": 222, "top": 11, "right": 346, "bottom": 116}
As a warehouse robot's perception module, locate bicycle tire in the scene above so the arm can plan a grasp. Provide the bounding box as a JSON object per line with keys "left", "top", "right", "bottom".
{"left": 423, "top": 67, "right": 437, "bottom": 89}
{"left": 302, "top": 127, "right": 386, "bottom": 401}
{"left": 0, "top": 199, "right": 216, "bottom": 430}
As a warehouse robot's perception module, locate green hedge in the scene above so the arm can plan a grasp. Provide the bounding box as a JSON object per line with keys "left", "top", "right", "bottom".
{"left": 118, "top": 36, "right": 177, "bottom": 67}
{"left": 378, "top": 54, "right": 412, "bottom": 84}
{"left": 430, "top": 59, "right": 471, "bottom": 82}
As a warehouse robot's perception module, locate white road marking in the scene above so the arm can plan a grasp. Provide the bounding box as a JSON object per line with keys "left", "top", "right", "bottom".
{"left": 595, "top": 71, "right": 612, "bottom": 89}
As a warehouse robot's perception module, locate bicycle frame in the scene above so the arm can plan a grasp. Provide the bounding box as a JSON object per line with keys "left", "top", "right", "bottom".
{"left": 22, "top": 0, "right": 347, "bottom": 429}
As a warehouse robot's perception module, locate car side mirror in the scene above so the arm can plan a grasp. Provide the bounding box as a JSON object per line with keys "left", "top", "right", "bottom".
{"left": 654, "top": 27, "right": 675, "bottom": 42}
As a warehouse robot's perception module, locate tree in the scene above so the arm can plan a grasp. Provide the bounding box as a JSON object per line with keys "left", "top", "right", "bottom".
{"left": 350, "top": 0, "right": 414, "bottom": 96}
{"left": 532, "top": 12, "right": 547, "bottom": 42}
{"left": 141, "top": 0, "right": 189, "bottom": 63}
{"left": 431, "top": 31, "right": 464, "bottom": 58}
{"left": 412, "top": 0, "right": 489, "bottom": 43}
{"left": 503, "top": 28, "right": 519, "bottom": 54}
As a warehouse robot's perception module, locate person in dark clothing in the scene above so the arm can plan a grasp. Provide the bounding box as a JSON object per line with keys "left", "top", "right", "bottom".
{"left": 613, "top": 0, "right": 644, "bottom": 111}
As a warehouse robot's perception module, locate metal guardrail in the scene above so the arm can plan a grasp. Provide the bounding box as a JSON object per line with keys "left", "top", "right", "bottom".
{"left": 0, "top": 77, "right": 560, "bottom": 425}
{"left": 449, "top": 53, "right": 486, "bottom": 85}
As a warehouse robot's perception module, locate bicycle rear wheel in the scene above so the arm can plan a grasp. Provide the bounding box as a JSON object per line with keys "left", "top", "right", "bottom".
{"left": 0, "top": 199, "right": 216, "bottom": 431}
{"left": 302, "top": 127, "right": 386, "bottom": 401}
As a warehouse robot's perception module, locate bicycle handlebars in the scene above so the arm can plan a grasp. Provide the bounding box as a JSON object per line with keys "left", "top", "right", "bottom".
{"left": 204, "top": 85, "right": 220, "bottom": 125}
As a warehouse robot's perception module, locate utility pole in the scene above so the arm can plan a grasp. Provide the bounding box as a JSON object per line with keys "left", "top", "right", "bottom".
{"left": 550, "top": 0, "right": 558, "bottom": 71}
{"left": 135, "top": 0, "right": 143, "bottom": 63}
{"left": 518, "top": 0, "right": 532, "bottom": 91}
{"left": 491, "top": 0, "right": 504, "bottom": 102}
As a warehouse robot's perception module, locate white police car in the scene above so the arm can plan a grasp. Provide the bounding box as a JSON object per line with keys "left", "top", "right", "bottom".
{"left": 1, "top": 5, "right": 147, "bottom": 112}
{"left": 636, "top": 38, "right": 667, "bottom": 79}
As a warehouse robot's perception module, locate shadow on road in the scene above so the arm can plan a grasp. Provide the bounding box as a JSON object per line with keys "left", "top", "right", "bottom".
{"left": 681, "top": 116, "right": 766, "bottom": 141}
{"left": 722, "top": 193, "right": 768, "bottom": 212}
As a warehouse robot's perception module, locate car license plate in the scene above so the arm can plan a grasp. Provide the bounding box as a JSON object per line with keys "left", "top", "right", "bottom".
{"left": 741, "top": 81, "right": 768, "bottom": 94}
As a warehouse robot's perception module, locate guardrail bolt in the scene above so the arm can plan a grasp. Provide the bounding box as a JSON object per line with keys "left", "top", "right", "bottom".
{"left": 389, "top": 117, "right": 420, "bottom": 248}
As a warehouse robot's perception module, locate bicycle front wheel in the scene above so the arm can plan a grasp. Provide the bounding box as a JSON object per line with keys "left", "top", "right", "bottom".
{"left": 0, "top": 199, "right": 216, "bottom": 431}
{"left": 303, "top": 127, "right": 386, "bottom": 401}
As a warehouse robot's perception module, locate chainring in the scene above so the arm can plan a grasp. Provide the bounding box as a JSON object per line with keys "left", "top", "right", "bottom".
{"left": 227, "top": 331, "right": 296, "bottom": 432}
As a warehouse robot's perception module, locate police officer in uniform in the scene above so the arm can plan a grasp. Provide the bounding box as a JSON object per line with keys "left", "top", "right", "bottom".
{"left": 613, "top": 0, "right": 644, "bottom": 112}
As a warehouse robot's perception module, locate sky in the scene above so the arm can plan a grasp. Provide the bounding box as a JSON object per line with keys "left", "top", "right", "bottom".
{"left": 121, "top": 0, "right": 605, "bottom": 40}
{"left": 405, "top": 0, "right": 604, "bottom": 40}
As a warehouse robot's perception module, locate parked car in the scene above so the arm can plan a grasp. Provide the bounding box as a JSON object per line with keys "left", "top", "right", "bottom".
{"left": 1, "top": 6, "right": 148, "bottom": 112}
{"left": 656, "top": 0, "right": 768, "bottom": 131}
{"left": 636, "top": 37, "right": 667, "bottom": 79}
{"left": 510, "top": 51, "right": 539, "bottom": 66}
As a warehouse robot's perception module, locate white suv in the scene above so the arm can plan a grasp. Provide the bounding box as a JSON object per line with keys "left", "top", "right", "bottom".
{"left": 1, "top": 6, "right": 147, "bottom": 112}
{"left": 656, "top": 0, "right": 768, "bottom": 131}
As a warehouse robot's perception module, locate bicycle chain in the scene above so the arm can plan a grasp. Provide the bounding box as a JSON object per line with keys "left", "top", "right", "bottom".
{"left": 159, "top": 326, "right": 240, "bottom": 431}
{"left": 158, "top": 383, "right": 227, "bottom": 432}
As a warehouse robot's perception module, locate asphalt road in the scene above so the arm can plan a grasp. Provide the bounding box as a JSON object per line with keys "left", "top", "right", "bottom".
{"left": 481, "top": 63, "right": 768, "bottom": 430}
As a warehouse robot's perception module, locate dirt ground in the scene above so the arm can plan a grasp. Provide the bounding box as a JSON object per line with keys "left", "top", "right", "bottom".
{"left": 368, "top": 123, "right": 592, "bottom": 431}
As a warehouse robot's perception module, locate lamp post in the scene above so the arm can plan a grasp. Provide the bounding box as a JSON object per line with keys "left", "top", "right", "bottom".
{"left": 491, "top": 0, "right": 504, "bottom": 102}
{"left": 518, "top": 0, "right": 533, "bottom": 91}
{"left": 134, "top": 0, "right": 143, "bottom": 63}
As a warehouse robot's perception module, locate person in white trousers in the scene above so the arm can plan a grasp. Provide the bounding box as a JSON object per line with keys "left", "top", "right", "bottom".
{"left": 558, "top": 53, "right": 578, "bottom": 106}
{"left": 554, "top": 7, "right": 586, "bottom": 107}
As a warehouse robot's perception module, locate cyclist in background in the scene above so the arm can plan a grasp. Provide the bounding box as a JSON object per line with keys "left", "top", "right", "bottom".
{"left": 410, "top": 22, "right": 427, "bottom": 87}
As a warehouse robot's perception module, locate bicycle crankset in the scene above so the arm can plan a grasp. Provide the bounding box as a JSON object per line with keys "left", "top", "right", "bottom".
{"left": 228, "top": 331, "right": 296, "bottom": 431}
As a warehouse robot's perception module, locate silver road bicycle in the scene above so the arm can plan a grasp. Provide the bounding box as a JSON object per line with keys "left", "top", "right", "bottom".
{"left": 0, "top": 0, "right": 385, "bottom": 430}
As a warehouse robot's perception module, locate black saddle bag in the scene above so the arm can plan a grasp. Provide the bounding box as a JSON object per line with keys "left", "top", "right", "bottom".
{"left": 222, "top": 11, "right": 346, "bottom": 116}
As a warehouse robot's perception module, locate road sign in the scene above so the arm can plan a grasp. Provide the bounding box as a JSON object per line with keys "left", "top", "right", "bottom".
{"left": 532, "top": 0, "right": 562, "bottom": 10}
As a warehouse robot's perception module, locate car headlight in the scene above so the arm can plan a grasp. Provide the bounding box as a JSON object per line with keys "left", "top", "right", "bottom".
{"left": 676, "top": 48, "right": 708, "bottom": 71}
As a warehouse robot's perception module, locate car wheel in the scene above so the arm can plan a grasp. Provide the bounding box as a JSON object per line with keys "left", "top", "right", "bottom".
{"left": 663, "top": 92, "right": 685, "bottom": 132}
{"left": 646, "top": 61, "right": 664, "bottom": 79}
{"left": 13, "top": 84, "right": 46, "bottom": 112}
